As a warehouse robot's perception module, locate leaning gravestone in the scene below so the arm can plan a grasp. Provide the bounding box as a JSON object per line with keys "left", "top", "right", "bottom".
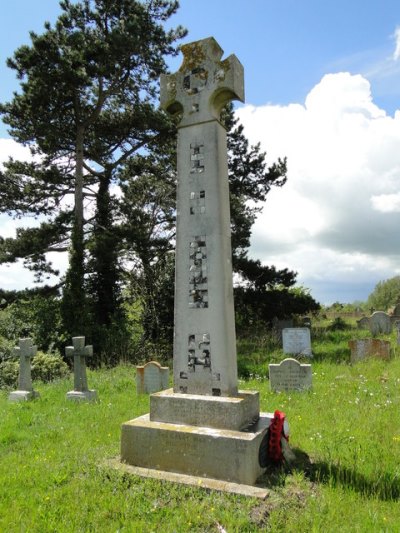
{"left": 65, "top": 336, "right": 97, "bottom": 401}
{"left": 120, "top": 38, "right": 281, "bottom": 492}
{"left": 348, "top": 339, "right": 391, "bottom": 363}
{"left": 282, "top": 328, "right": 312, "bottom": 356}
{"left": 8, "top": 338, "right": 40, "bottom": 402}
{"left": 357, "top": 316, "right": 370, "bottom": 330}
{"left": 269, "top": 358, "right": 312, "bottom": 392}
{"left": 136, "top": 361, "right": 169, "bottom": 394}
{"left": 369, "top": 311, "right": 392, "bottom": 336}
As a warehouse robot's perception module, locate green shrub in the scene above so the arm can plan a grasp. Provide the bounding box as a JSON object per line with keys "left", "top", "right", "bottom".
{"left": 327, "top": 317, "right": 350, "bottom": 331}
{"left": 0, "top": 360, "right": 19, "bottom": 389}
{"left": 31, "top": 352, "right": 69, "bottom": 383}
{"left": 0, "top": 336, "right": 15, "bottom": 363}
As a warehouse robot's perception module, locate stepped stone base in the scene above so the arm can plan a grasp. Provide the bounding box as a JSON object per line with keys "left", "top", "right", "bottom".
{"left": 8, "top": 390, "right": 40, "bottom": 402}
{"left": 66, "top": 390, "right": 97, "bottom": 401}
{"left": 150, "top": 388, "right": 259, "bottom": 430}
{"left": 121, "top": 390, "right": 273, "bottom": 486}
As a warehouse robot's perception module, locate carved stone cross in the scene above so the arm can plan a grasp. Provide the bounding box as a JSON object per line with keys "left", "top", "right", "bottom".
{"left": 16, "top": 338, "right": 37, "bottom": 391}
{"left": 65, "top": 336, "right": 93, "bottom": 393}
{"left": 160, "top": 38, "right": 244, "bottom": 397}
{"left": 8, "top": 338, "right": 40, "bottom": 402}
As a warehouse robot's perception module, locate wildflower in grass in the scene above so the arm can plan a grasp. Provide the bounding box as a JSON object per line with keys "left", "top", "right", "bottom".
{"left": 393, "top": 436, "right": 400, "bottom": 442}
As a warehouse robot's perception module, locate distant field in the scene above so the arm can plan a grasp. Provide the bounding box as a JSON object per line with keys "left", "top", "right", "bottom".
{"left": 1, "top": 324, "right": 399, "bottom": 532}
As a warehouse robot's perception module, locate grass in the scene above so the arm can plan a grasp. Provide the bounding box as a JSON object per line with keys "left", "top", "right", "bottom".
{"left": 1, "top": 325, "right": 400, "bottom": 532}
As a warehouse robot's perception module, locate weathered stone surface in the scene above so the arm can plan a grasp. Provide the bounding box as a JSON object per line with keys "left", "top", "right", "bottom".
{"left": 282, "top": 328, "right": 312, "bottom": 356}
{"left": 136, "top": 361, "right": 169, "bottom": 394}
{"left": 369, "top": 311, "right": 392, "bottom": 336}
{"left": 395, "top": 321, "right": 400, "bottom": 345}
{"left": 150, "top": 389, "right": 259, "bottom": 430}
{"left": 161, "top": 37, "right": 244, "bottom": 397}
{"left": 357, "top": 316, "right": 370, "bottom": 330}
{"left": 269, "top": 358, "right": 312, "bottom": 392}
{"left": 65, "top": 336, "right": 97, "bottom": 401}
{"left": 121, "top": 413, "right": 272, "bottom": 486}
{"left": 348, "top": 338, "right": 391, "bottom": 363}
{"left": 8, "top": 338, "right": 40, "bottom": 402}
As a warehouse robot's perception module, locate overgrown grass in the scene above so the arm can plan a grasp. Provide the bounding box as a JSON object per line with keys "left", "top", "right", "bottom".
{"left": 1, "top": 325, "right": 400, "bottom": 532}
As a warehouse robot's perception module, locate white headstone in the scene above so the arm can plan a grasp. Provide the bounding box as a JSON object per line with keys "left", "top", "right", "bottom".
{"left": 282, "top": 328, "right": 312, "bottom": 356}
{"left": 160, "top": 37, "right": 244, "bottom": 397}
{"left": 65, "top": 336, "right": 97, "bottom": 401}
{"left": 136, "top": 361, "right": 169, "bottom": 394}
{"left": 8, "top": 338, "right": 40, "bottom": 402}
{"left": 269, "top": 358, "right": 312, "bottom": 392}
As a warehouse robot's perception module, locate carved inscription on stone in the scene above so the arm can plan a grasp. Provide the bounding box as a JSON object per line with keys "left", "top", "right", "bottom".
{"left": 269, "top": 358, "right": 312, "bottom": 392}
{"left": 189, "top": 236, "right": 208, "bottom": 308}
{"left": 188, "top": 333, "right": 211, "bottom": 372}
{"left": 190, "top": 190, "right": 206, "bottom": 215}
{"left": 190, "top": 143, "right": 204, "bottom": 173}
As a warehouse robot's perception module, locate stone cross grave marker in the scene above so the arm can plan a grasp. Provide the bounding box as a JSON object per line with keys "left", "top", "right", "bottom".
{"left": 160, "top": 37, "right": 244, "bottom": 397}
{"left": 8, "top": 338, "right": 40, "bottom": 402}
{"left": 269, "top": 358, "right": 312, "bottom": 392}
{"left": 136, "top": 361, "right": 169, "bottom": 394}
{"left": 282, "top": 327, "right": 312, "bottom": 356}
{"left": 65, "top": 336, "right": 97, "bottom": 401}
{"left": 348, "top": 339, "right": 391, "bottom": 363}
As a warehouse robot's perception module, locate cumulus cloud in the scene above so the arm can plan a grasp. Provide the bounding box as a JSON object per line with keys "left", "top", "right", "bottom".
{"left": 237, "top": 72, "right": 400, "bottom": 304}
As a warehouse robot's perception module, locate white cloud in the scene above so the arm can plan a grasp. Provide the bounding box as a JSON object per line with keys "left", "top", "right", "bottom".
{"left": 237, "top": 72, "right": 400, "bottom": 304}
{"left": 393, "top": 26, "right": 400, "bottom": 61}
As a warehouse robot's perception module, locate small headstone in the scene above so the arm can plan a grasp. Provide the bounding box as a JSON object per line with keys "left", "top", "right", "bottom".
{"left": 65, "top": 336, "right": 97, "bottom": 401}
{"left": 8, "top": 338, "right": 40, "bottom": 402}
{"left": 301, "top": 316, "right": 312, "bottom": 328}
{"left": 136, "top": 361, "right": 169, "bottom": 394}
{"left": 392, "top": 303, "right": 400, "bottom": 317}
{"left": 369, "top": 311, "right": 392, "bottom": 336}
{"left": 357, "top": 316, "right": 370, "bottom": 330}
{"left": 269, "top": 358, "right": 312, "bottom": 392}
{"left": 348, "top": 339, "right": 391, "bottom": 363}
{"left": 282, "top": 328, "right": 312, "bottom": 356}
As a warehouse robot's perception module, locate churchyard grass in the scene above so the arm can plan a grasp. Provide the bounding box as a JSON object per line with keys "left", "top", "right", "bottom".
{"left": 1, "top": 328, "right": 400, "bottom": 532}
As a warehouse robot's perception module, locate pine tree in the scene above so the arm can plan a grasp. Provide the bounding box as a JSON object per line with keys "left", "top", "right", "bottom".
{"left": 0, "top": 0, "right": 186, "bottom": 342}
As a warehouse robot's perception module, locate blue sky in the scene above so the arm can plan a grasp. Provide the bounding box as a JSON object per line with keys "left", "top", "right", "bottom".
{"left": 1, "top": 0, "right": 400, "bottom": 305}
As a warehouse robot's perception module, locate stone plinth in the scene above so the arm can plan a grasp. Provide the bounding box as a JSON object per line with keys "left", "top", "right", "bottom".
{"left": 121, "top": 411, "right": 273, "bottom": 486}
{"left": 150, "top": 389, "right": 259, "bottom": 430}
{"left": 66, "top": 390, "right": 98, "bottom": 401}
{"left": 9, "top": 390, "right": 40, "bottom": 402}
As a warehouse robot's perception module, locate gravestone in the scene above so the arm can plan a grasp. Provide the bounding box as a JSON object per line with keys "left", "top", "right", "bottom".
{"left": 269, "top": 358, "right": 312, "bottom": 392}
{"left": 369, "top": 311, "right": 392, "bottom": 336}
{"left": 348, "top": 339, "right": 391, "bottom": 363}
{"left": 395, "top": 321, "right": 400, "bottom": 345}
{"left": 282, "top": 328, "right": 312, "bottom": 356}
{"left": 136, "top": 361, "right": 169, "bottom": 394}
{"left": 357, "top": 316, "right": 370, "bottom": 330}
{"left": 120, "top": 38, "right": 280, "bottom": 491}
{"left": 8, "top": 338, "right": 40, "bottom": 402}
{"left": 65, "top": 336, "right": 97, "bottom": 401}
{"left": 301, "top": 316, "right": 312, "bottom": 328}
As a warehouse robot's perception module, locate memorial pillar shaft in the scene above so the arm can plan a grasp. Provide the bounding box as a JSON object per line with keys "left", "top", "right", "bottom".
{"left": 161, "top": 38, "right": 244, "bottom": 397}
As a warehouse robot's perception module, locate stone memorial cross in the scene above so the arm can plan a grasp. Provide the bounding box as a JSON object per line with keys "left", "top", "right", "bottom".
{"left": 160, "top": 37, "right": 244, "bottom": 397}
{"left": 65, "top": 336, "right": 97, "bottom": 400}
{"left": 8, "top": 338, "right": 40, "bottom": 401}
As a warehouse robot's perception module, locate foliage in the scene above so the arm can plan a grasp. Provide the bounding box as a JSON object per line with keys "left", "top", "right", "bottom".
{"left": 31, "top": 352, "right": 69, "bottom": 383}
{"left": 0, "top": 360, "right": 19, "bottom": 389}
{"left": 367, "top": 275, "right": 400, "bottom": 311}
{"left": 0, "top": 0, "right": 186, "bottom": 343}
{"left": 326, "top": 316, "right": 350, "bottom": 331}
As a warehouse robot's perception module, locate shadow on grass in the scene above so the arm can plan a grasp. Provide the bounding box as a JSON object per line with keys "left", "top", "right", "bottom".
{"left": 258, "top": 448, "right": 400, "bottom": 501}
